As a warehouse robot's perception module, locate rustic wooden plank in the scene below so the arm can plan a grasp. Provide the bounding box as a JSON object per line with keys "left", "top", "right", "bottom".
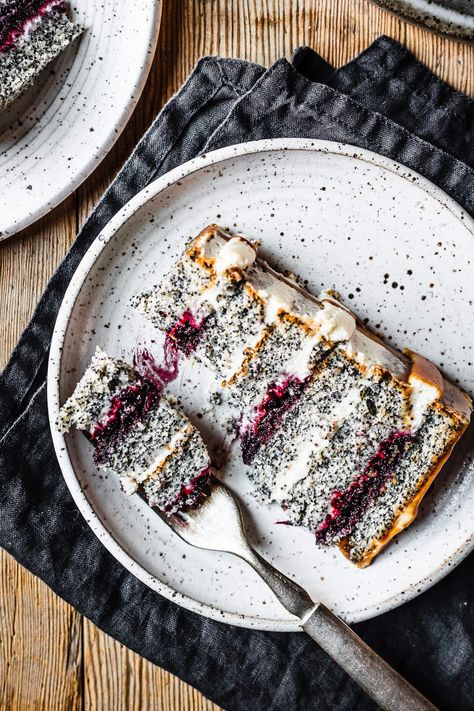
{"left": 0, "top": 197, "right": 81, "bottom": 711}
{"left": 0, "top": 196, "right": 76, "bottom": 367}
{"left": 1, "top": 1, "right": 473, "bottom": 710}
{"left": 83, "top": 623, "right": 220, "bottom": 711}
{"left": 0, "top": 550, "right": 82, "bottom": 711}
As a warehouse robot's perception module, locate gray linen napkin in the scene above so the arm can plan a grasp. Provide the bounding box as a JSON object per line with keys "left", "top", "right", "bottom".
{"left": 1, "top": 37, "right": 473, "bottom": 710}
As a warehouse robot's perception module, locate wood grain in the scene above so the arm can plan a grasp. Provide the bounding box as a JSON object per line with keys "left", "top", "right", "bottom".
{"left": 0, "top": 549, "right": 82, "bottom": 710}
{"left": 83, "top": 624, "right": 218, "bottom": 711}
{"left": 1, "top": 0, "right": 473, "bottom": 709}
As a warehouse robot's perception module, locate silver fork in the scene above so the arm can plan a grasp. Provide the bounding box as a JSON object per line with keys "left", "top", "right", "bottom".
{"left": 145, "top": 479, "right": 436, "bottom": 711}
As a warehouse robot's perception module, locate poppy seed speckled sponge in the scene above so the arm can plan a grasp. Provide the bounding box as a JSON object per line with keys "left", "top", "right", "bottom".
{"left": 58, "top": 348, "right": 213, "bottom": 514}
{"left": 0, "top": 0, "right": 82, "bottom": 111}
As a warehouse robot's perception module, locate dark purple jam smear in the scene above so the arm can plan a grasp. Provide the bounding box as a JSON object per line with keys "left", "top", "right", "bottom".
{"left": 315, "top": 430, "right": 415, "bottom": 544}
{"left": 91, "top": 308, "right": 209, "bottom": 467}
{"left": 90, "top": 378, "right": 160, "bottom": 466}
{"left": 133, "top": 308, "right": 210, "bottom": 398}
{"left": 164, "top": 466, "right": 214, "bottom": 514}
{"left": 241, "top": 375, "right": 308, "bottom": 465}
{"left": 0, "top": 0, "right": 66, "bottom": 52}
{"left": 166, "top": 309, "right": 210, "bottom": 357}
{"left": 133, "top": 346, "right": 178, "bottom": 394}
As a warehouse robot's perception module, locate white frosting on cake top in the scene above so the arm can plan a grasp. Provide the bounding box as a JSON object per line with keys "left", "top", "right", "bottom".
{"left": 195, "top": 229, "right": 357, "bottom": 344}
{"left": 214, "top": 236, "right": 257, "bottom": 274}
{"left": 194, "top": 229, "right": 225, "bottom": 260}
{"left": 344, "top": 330, "right": 410, "bottom": 381}
{"left": 314, "top": 301, "right": 355, "bottom": 342}
{"left": 248, "top": 268, "right": 317, "bottom": 325}
{"left": 247, "top": 267, "right": 356, "bottom": 342}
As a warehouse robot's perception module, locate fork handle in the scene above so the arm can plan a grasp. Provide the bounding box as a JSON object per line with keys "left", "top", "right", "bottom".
{"left": 302, "top": 604, "right": 436, "bottom": 711}
{"left": 243, "top": 547, "right": 436, "bottom": 711}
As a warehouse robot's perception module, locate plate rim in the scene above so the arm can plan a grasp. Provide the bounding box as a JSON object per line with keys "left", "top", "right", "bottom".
{"left": 1, "top": 0, "right": 163, "bottom": 240}
{"left": 47, "top": 137, "right": 474, "bottom": 631}
{"left": 370, "top": 0, "right": 474, "bottom": 43}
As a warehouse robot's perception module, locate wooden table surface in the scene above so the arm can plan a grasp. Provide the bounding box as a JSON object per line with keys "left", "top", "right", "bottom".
{"left": 1, "top": 1, "right": 473, "bottom": 708}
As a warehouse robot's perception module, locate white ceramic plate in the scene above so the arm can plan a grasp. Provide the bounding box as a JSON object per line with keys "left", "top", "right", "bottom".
{"left": 0, "top": 0, "right": 162, "bottom": 239}
{"left": 48, "top": 139, "right": 474, "bottom": 631}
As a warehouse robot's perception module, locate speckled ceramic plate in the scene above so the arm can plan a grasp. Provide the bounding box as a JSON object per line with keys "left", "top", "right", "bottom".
{"left": 371, "top": 0, "right": 474, "bottom": 42}
{"left": 48, "top": 138, "right": 474, "bottom": 631}
{"left": 0, "top": 0, "right": 162, "bottom": 240}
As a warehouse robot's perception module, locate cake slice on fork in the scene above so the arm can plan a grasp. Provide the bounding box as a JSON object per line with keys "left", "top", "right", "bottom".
{"left": 57, "top": 348, "right": 213, "bottom": 514}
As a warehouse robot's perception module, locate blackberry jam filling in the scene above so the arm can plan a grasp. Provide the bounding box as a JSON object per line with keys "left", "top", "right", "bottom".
{"left": 0, "top": 0, "right": 65, "bottom": 51}
{"left": 241, "top": 375, "right": 308, "bottom": 465}
{"left": 315, "top": 430, "right": 415, "bottom": 544}
{"left": 166, "top": 309, "right": 210, "bottom": 357}
{"left": 164, "top": 466, "right": 214, "bottom": 513}
{"left": 90, "top": 378, "right": 160, "bottom": 466}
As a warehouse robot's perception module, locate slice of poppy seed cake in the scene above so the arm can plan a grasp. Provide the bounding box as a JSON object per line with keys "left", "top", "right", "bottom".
{"left": 57, "top": 347, "right": 212, "bottom": 513}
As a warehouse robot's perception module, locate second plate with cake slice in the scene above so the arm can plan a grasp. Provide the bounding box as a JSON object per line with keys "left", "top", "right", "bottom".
{"left": 0, "top": 0, "right": 162, "bottom": 239}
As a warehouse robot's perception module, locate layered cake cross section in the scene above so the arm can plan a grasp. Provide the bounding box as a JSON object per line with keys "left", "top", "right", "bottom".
{"left": 133, "top": 225, "right": 472, "bottom": 566}
{"left": 0, "top": 0, "right": 82, "bottom": 111}
{"left": 58, "top": 348, "right": 213, "bottom": 513}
